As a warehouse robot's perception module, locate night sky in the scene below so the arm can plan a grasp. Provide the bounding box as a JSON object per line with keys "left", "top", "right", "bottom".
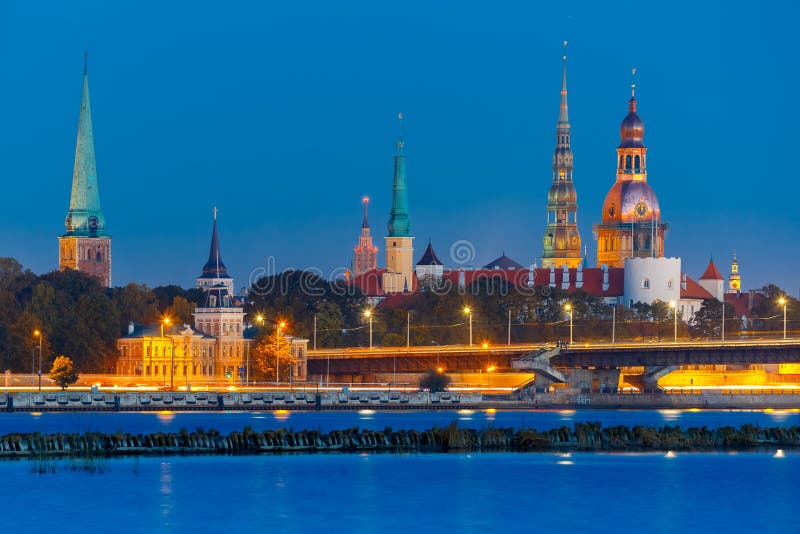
{"left": 1, "top": 1, "right": 797, "bottom": 295}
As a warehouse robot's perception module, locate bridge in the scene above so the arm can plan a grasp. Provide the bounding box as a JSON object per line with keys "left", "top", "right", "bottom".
{"left": 307, "top": 339, "right": 800, "bottom": 389}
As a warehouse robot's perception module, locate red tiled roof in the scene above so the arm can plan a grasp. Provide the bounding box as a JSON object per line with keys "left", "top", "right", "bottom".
{"left": 681, "top": 276, "right": 714, "bottom": 300}
{"left": 725, "top": 291, "right": 763, "bottom": 318}
{"left": 349, "top": 268, "right": 386, "bottom": 296}
{"left": 439, "top": 267, "right": 625, "bottom": 296}
{"left": 699, "top": 260, "right": 724, "bottom": 281}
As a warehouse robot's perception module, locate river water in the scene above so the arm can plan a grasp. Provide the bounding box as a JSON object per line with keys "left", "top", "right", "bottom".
{"left": 2, "top": 408, "right": 799, "bottom": 435}
{"left": 2, "top": 410, "right": 798, "bottom": 532}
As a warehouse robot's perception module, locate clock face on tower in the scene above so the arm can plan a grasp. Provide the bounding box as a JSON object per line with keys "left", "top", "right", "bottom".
{"left": 88, "top": 216, "right": 99, "bottom": 231}
{"left": 634, "top": 202, "right": 649, "bottom": 219}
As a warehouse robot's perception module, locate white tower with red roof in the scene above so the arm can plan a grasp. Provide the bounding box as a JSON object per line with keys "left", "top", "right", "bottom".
{"left": 698, "top": 257, "right": 725, "bottom": 301}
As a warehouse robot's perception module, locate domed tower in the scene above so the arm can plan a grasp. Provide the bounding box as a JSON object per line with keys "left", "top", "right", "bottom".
{"left": 594, "top": 82, "right": 668, "bottom": 268}
{"left": 541, "top": 53, "right": 582, "bottom": 268}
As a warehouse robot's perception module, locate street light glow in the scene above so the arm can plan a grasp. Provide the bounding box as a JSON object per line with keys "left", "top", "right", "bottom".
{"left": 363, "top": 310, "right": 372, "bottom": 318}
{"left": 564, "top": 304, "right": 571, "bottom": 312}
{"left": 669, "top": 300, "right": 676, "bottom": 308}
{"left": 463, "top": 306, "right": 471, "bottom": 315}
{"left": 255, "top": 314, "right": 264, "bottom": 324}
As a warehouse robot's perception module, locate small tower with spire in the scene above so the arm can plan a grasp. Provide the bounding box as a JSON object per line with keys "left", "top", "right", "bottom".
{"left": 382, "top": 113, "right": 415, "bottom": 293}
{"left": 541, "top": 44, "right": 582, "bottom": 269}
{"left": 196, "top": 207, "right": 234, "bottom": 296}
{"left": 58, "top": 54, "right": 112, "bottom": 287}
{"left": 727, "top": 252, "right": 741, "bottom": 294}
{"left": 699, "top": 256, "right": 725, "bottom": 301}
{"left": 353, "top": 197, "right": 378, "bottom": 276}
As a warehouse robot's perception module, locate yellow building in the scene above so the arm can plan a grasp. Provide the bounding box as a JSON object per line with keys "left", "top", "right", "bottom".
{"left": 594, "top": 88, "right": 668, "bottom": 268}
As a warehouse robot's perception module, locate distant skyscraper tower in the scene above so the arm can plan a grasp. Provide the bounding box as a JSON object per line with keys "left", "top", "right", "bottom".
{"left": 382, "top": 115, "right": 415, "bottom": 293}
{"left": 727, "top": 253, "right": 741, "bottom": 294}
{"left": 197, "top": 208, "right": 235, "bottom": 296}
{"left": 353, "top": 197, "right": 378, "bottom": 276}
{"left": 58, "top": 55, "right": 111, "bottom": 287}
{"left": 594, "top": 79, "right": 668, "bottom": 268}
{"left": 541, "top": 52, "right": 582, "bottom": 268}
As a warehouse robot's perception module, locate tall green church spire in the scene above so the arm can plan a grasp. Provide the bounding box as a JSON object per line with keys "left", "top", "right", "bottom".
{"left": 64, "top": 53, "right": 106, "bottom": 237}
{"left": 387, "top": 113, "right": 410, "bottom": 237}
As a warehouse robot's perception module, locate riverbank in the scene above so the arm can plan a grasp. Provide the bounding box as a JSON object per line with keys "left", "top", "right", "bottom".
{"left": 4, "top": 390, "right": 800, "bottom": 411}
{"left": 2, "top": 423, "right": 799, "bottom": 458}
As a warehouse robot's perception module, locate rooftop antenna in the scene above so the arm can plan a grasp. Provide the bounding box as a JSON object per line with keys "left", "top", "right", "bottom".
{"left": 213, "top": 206, "right": 220, "bottom": 283}
{"left": 631, "top": 66, "right": 637, "bottom": 98}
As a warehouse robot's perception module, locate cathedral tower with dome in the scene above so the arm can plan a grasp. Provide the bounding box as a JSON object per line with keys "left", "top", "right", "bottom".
{"left": 594, "top": 83, "right": 668, "bottom": 268}
{"left": 541, "top": 53, "right": 582, "bottom": 268}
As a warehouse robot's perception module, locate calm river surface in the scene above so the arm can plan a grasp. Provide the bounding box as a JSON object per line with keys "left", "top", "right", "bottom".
{"left": 2, "top": 410, "right": 798, "bottom": 532}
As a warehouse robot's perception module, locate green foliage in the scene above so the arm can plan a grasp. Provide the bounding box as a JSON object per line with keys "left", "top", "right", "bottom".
{"left": 418, "top": 370, "right": 451, "bottom": 392}
{"left": 165, "top": 296, "right": 195, "bottom": 325}
{"left": 49, "top": 355, "right": 78, "bottom": 390}
{"left": 253, "top": 329, "right": 297, "bottom": 382}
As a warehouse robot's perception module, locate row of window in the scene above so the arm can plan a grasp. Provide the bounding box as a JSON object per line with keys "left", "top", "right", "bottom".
{"left": 619, "top": 154, "right": 645, "bottom": 173}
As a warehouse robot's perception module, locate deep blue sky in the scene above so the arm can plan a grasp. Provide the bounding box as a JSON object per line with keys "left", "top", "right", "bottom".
{"left": 1, "top": 1, "right": 797, "bottom": 295}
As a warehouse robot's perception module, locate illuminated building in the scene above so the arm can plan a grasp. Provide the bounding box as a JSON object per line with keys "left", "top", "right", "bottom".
{"left": 382, "top": 121, "right": 415, "bottom": 293}
{"left": 353, "top": 197, "right": 378, "bottom": 276}
{"left": 594, "top": 85, "right": 668, "bottom": 268}
{"left": 116, "top": 212, "right": 309, "bottom": 383}
{"left": 727, "top": 253, "right": 741, "bottom": 294}
{"left": 541, "top": 53, "right": 582, "bottom": 268}
{"left": 58, "top": 55, "right": 111, "bottom": 287}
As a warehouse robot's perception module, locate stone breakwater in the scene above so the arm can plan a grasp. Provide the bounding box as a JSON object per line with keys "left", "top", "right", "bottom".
{"left": 2, "top": 424, "right": 800, "bottom": 457}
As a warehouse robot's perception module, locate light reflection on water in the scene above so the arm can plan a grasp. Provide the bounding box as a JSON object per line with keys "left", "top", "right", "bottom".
{"left": 0, "top": 452, "right": 795, "bottom": 532}
{"left": 2, "top": 409, "right": 800, "bottom": 436}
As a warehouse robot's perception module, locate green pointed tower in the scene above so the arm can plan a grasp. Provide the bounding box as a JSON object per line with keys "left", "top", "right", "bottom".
{"left": 58, "top": 54, "right": 111, "bottom": 287}
{"left": 382, "top": 113, "right": 415, "bottom": 293}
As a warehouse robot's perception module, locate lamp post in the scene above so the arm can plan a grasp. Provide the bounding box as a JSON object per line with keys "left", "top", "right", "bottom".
{"left": 779, "top": 297, "right": 788, "bottom": 340}
{"left": 276, "top": 321, "right": 286, "bottom": 387}
{"left": 364, "top": 310, "right": 373, "bottom": 349}
{"left": 313, "top": 313, "right": 318, "bottom": 351}
{"left": 669, "top": 301, "right": 677, "bottom": 343}
{"left": 161, "top": 318, "right": 174, "bottom": 390}
{"left": 463, "top": 307, "right": 473, "bottom": 347}
{"left": 33, "top": 330, "right": 42, "bottom": 391}
{"left": 253, "top": 315, "right": 265, "bottom": 386}
{"left": 507, "top": 307, "right": 512, "bottom": 346}
{"left": 406, "top": 310, "right": 412, "bottom": 350}
{"left": 564, "top": 304, "right": 573, "bottom": 345}
{"left": 611, "top": 305, "right": 616, "bottom": 346}
{"left": 432, "top": 340, "right": 440, "bottom": 371}
{"left": 721, "top": 300, "right": 725, "bottom": 343}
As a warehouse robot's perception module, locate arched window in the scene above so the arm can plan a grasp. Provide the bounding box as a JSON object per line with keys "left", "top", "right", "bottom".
{"left": 634, "top": 155, "right": 641, "bottom": 172}
{"left": 625, "top": 155, "right": 632, "bottom": 171}
{"left": 619, "top": 155, "right": 624, "bottom": 170}
{"left": 642, "top": 278, "right": 650, "bottom": 289}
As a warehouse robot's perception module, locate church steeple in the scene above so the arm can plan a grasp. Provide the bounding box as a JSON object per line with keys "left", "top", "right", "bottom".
{"left": 197, "top": 208, "right": 234, "bottom": 295}
{"left": 387, "top": 116, "right": 410, "bottom": 237}
{"left": 541, "top": 45, "right": 582, "bottom": 269}
{"left": 64, "top": 52, "right": 106, "bottom": 237}
{"left": 58, "top": 54, "right": 111, "bottom": 287}
{"left": 383, "top": 113, "right": 415, "bottom": 293}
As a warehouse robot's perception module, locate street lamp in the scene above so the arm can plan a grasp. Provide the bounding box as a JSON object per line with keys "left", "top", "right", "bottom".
{"left": 779, "top": 297, "right": 788, "bottom": 340}
{"left": 252, "top": 315, "right": 265, "bottom": 385}
{"left": 364, "top": 310, "right": 373, "bottom": 349}
{"left": 463, "top": 307, "right": 473, "bottom": 347}
{"left": 162, "top": 318, "right": 174, "bottom": 390}
{"left": 669, "top": 301, "right": 677, "bottom": 343}
{"left": 610, "top": 304, "right": 616, "bottom": 346}
{"left": 564, "top": 304, "right": 573, "bottom": 345}
{"left": 276, "top": 321, "right": 287, "bottom": 387}
{"left": 33, "top": 330, "right": 42, "bottom": 391}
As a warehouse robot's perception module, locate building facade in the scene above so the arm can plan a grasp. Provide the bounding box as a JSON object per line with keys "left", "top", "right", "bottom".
{"left": 353, "top": 197, "right": 378, "bottom": 276}
{"left": 541, "top": 55, "right": 582, "bottom": 268}
{"left": 594, "top": 88, "right": 668, "bottom": 268}
{"left": 58, "top": 56, "right": 111, "bottom": 287}
{"left": 116, "top": 213, "right": 309, "bottom": 384}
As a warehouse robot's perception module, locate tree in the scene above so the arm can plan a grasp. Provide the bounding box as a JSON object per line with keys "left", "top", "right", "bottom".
{"left": 49, "top": 355, "right": 78, "bottom": 390}
{"left": 165, "top": 296, "right": 194, "bottom": 325}
{"left": 692, "top": 299, "right": 741, "bottom": 339}
{"left": 252, "top": 329, "right": 296, "bottom": 383}
{"left": 111, "top": 283, "right": 159, "bottom": 334}
{"left": 419, "top": 370, "right": 451, "bottom": 392}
